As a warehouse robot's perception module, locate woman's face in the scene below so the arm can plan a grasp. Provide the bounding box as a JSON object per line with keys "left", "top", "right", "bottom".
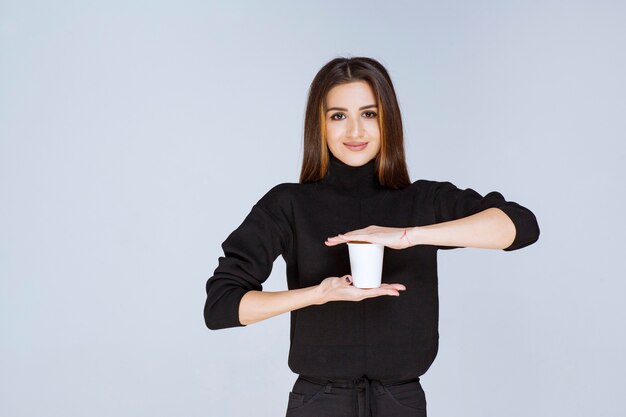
{"left": 324, "top": 80, "right": 381, "bottom": 167}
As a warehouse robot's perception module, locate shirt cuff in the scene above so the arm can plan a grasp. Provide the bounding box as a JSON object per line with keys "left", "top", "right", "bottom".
{"left": 205, "top": 286, "right": 250, "bottom": 330}
{"left": 497, "top": 205, "right": 540, "bottom": 252}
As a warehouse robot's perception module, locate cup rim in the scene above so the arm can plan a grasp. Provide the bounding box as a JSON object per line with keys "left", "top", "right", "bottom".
{"left": 346, "top": 241, "right": 383, "bottom": 246}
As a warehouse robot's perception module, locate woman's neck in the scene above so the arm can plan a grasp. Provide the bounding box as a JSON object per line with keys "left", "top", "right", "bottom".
{"left": 322, "top": 153, "right": 382, "bottom": 197}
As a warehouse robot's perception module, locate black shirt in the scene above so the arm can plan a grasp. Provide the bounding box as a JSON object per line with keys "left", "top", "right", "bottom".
{"left": 204, "top": 153, "right": 540, "bottom": 380}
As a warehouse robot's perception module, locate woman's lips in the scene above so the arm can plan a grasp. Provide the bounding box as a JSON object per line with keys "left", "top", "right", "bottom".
{"left": 344, "top": 142, "right": 368, "bottom": 151}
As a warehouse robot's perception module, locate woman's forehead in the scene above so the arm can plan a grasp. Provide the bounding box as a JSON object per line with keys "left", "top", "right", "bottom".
{"left": 325, "top": 81, "right": 376, "bottom": 106}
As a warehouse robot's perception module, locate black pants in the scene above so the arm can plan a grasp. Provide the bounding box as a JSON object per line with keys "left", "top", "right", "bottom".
{"left": 285, "top": 374, "right": 427, "bottom": 417}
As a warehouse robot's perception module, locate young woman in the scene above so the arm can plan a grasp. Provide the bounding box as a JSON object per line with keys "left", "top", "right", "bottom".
{"left": 204, "top": 56, "right": 540, "bottom": 417}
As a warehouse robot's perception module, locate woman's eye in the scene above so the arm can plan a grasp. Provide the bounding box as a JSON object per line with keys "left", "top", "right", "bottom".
{"left": 330, "top": 112, "right": 377, "bottom": 121}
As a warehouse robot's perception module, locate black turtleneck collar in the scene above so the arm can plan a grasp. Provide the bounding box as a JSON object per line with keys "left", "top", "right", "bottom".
{"left": 321, "top": 153, "right": 382, "bottom": 197}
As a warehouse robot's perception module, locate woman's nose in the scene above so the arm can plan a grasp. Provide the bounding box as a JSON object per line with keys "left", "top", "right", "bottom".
{"left": 347, "top": 118, "right": 364, "bottom": 138}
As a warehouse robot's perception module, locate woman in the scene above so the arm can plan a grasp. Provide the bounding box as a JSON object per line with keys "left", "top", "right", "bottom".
{"left": 204, "top": 56, "right": 540, "bottom": 417}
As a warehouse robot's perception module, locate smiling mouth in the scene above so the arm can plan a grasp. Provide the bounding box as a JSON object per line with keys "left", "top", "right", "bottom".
{"left": 344, "top": 142, "right": 368, "bottom": 151}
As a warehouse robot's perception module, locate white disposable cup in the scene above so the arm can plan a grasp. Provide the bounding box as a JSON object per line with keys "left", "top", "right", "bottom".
{"left": 347, "top": 241, "right": 384, "bottom": 288}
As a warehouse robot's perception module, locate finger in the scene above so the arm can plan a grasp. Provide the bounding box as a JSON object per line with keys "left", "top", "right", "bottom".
{"left": 356, "top": 288, "right": 400, "bottom": 298}
{"left": 337, "top": 234, "right": 378, "bottom": 244}
{"left": 380, "top": 282, "right": 406, "bottom": 290}
{"left": 325, "top": 240, "right": 348, "bottom": 247}
{"left": 327, "top": 235, "right": 350, "bottom": 242}
{"left": 387, "top": 284, "right": 406, "bottom": 291}
{"left": 374, "top": 289, "right": 400, "bottom": 297}
{"left": 337, "top": 233, "right": 360, "bottom": 240}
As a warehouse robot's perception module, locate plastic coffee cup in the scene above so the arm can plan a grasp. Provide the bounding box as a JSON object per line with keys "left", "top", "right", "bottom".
{"left": 346, "top": 241, "right": 384, "bottom": 288}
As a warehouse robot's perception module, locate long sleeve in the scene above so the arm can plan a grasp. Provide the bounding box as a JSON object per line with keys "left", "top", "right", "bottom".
{"left": 431, "top": 181, "right": 540, "bottom": 251}
{"left": 204, "top": 185, "right": 292, "bottom": 330}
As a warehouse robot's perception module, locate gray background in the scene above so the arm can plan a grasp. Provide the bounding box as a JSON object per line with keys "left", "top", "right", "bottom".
{"left": 1, "top": 1, "right": 624, "bottom": 416}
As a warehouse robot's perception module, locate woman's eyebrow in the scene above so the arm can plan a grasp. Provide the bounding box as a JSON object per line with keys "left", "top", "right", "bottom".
{"left": 326, "top": 104, "right": 378, "bottom": 112}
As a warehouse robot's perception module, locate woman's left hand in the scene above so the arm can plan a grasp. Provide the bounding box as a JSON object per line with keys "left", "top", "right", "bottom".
{"left": 325, "top": 225, "right": 417, "bottom": 250}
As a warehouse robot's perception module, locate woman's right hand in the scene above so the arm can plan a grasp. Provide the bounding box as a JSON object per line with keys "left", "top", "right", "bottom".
{"left": 314, "top": 275, "right": 406, "bottom": 305}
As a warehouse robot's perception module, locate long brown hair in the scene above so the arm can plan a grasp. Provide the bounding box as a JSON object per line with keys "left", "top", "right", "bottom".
{"left": 299, "top": 56, "right": 411, "bottom": 189}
